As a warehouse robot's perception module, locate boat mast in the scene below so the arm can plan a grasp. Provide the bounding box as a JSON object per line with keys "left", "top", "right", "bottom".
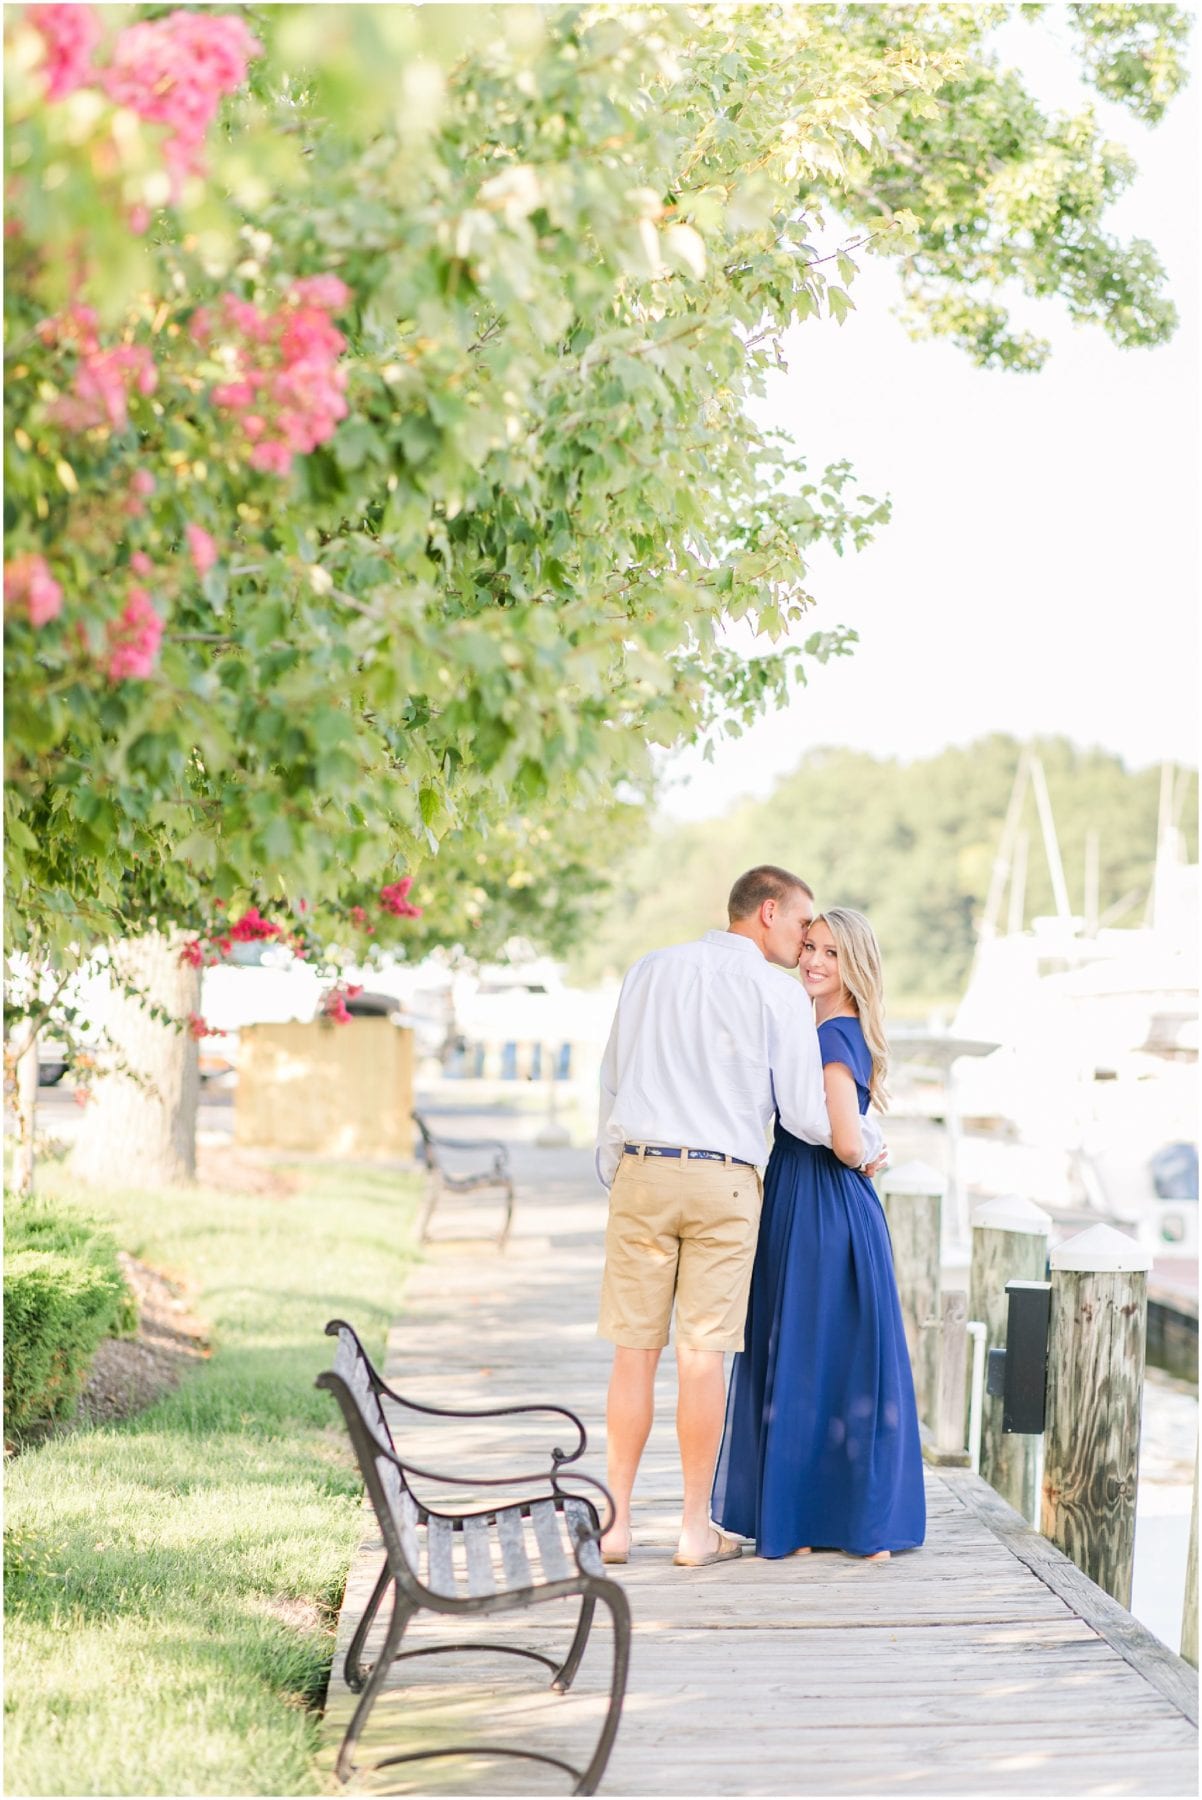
{"left": 980, "top": 748, "right": 1032, "bottom": 942}
{"left": 979, "top": 747, "right": 1074, "bottom": 947}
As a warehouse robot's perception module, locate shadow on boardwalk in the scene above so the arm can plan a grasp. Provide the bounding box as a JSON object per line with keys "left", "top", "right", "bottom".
{"left": 320, "top": 1125, "right": 1198, "bottom": 1797}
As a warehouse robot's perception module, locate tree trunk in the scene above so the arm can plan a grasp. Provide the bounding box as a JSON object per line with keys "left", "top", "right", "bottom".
{"left": 8, "top": 1026, "right": 40, "bottom": 1197}
{"left": 71, "top": 932, "right": 201, "bottom": 1189}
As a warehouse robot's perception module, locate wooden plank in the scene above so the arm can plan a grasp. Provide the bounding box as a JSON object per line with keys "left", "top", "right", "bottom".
{"left": 393, "top": 1482, "right": 422, "bottom": 1572}
{"left": 424, "top": 1514, "right": 457, "bottom": 1598}
{"left": 459, "top": 1513, "right": 497, "bottom": 1597}
{"left": 945, "top": 1467, "right": 1198, "bottom": 1723}
{"left": 493, "top": 1507, "right": 533, "bottom": 1592}
{"left": 563, "top": 1497, "right": 604, "bottom": 1576}
{"left": 528, "top": 1499, "right": 570, "bottom": 1582}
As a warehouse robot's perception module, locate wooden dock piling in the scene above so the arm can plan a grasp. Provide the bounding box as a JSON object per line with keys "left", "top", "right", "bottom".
{"left": 1183, "top": 1436, "right": 1198, "bottom": 1669}
{"left": 1042, "top": 1224, "right": 1153, "bottom": 1609}
{"left": 970, "top": 1194, "right": 1051, "bottom": 1520}
{"left": 879, "top": 1160, "right": 944, "bottom": 1427}
{"left": 929, "top": 1289, "right": 971, "bottom": 1465}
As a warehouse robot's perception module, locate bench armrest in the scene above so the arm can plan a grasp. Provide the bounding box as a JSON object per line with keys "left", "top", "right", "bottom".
{"left": 552, "top": 1466, "right": 617, "bottom": 1544}
{"left": 375, "top": 1377, "right": 587, "bottom": 1465}
{"left": 373, "top": 1442, "right": 565, "bottom": 1496}
{"left": 422, "top": 1134, "right": 510, "bottom": 1158}
{"left": 369, "top": 1447, "right": 616, "bottom": 1547}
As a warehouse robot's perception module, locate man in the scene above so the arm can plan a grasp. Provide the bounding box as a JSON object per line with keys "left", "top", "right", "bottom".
{"left": 595, "top": 864, "right": 886, "bottom": 1566}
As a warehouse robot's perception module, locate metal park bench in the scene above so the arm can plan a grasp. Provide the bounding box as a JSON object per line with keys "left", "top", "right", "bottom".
{"left": 317, "top": 1319, "right": 630, "bottom": 1795}
{"left": 411, "top": 1109, "right": 516, "bottom": 1248}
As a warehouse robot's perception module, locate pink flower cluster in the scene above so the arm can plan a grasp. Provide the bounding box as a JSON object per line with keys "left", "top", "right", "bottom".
{"left": 106, "top": 588, "right": 163, "bottom": 681}
{"left": 5, "top": 551, "right": 63, "bottom": 626}
{"left": 102, "top": 10, "right": 261, "bottom": 192}
{"left": 380, "top": 877, "right": 423, "bottom": 918}
{"left": 186, "top": 523, "right": 219, "bottom": 576}
{"left": 193, "top": 280, "right": 350, "bottom": 475}
{"left": 40, "top": 306, "right": 157, "bottom": 433}
{"left": 27, "top": 3, "right": 102, "bottom": 100}
{"left": 127, "top": 470, "right": 156, "bottom": 516}
{"left": 28, "top": 6, "right": 261, "bottom": 195}
{"left": 179, "top": 906, "right": 304, "bottom": 970}
{"left": 228, "top": 905, "right": 281, "bottom": 944}
{"left": 321, "top": 982, "right": 363, "bottom": 1026}
{"left": 187, "top": 1013, "right": 224, "bottom": 1041}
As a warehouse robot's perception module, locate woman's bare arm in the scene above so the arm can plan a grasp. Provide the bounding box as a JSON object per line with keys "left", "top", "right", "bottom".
{"left": 823, "top": 1061, "right": 864, "bottom": 1168}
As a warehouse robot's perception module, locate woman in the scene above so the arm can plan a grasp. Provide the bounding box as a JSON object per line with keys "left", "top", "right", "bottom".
{"left": 711, "top": 907, "right": 925, "bottom": 1559}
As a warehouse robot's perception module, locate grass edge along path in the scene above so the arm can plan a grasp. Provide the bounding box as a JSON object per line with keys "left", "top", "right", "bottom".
{"left": 4, "top": 1158, "right": 421, "bottom": 1797}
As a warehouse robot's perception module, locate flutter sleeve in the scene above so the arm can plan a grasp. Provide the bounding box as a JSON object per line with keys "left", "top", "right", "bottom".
{"left": 818, "top": 1019, "right": 872, "bottom": 1099}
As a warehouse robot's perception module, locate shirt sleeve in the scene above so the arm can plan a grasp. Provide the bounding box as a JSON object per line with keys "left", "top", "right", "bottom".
{"left": 769, "top": 989, "right": 831, "bottom": 1146}
{"left": 595, "top": 985, "right": 624, "bottom": 1189}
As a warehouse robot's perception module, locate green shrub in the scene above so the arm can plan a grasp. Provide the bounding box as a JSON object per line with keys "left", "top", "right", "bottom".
{"left": 3, "top": 1202, "right": 134, "bottom": 1435}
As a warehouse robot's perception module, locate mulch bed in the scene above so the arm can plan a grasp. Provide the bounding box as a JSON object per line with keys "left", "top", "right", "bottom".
{"left": 11, "top": 1149, "right": 295, "bottom": 1448}
{"left": 73, "top": 1250, "right": 211, "bottom": 1429}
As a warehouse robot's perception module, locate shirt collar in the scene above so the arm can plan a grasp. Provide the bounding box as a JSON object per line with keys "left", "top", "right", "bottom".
{"left": 703, "top": 928, "right": 765, "bottom": 958}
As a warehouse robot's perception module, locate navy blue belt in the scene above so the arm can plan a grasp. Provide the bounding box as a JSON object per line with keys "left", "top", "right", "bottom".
{"left": 624, "top": 1143, "right": 753, "bottom": 1168}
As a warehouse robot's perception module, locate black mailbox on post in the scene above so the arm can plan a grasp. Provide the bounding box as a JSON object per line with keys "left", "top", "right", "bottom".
{"left": 985, "top": 1279, "right": 1052, "bottom": 1434}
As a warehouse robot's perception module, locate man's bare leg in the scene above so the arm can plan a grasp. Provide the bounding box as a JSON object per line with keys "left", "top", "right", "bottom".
{"left": 675, "top": 1344, "right": 729, "bottom": 1561}
{"left": 601, "top": 1345, "right": 661, "bottom": 1557}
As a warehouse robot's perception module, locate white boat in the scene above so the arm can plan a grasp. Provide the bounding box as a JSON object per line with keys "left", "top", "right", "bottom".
{"left": 944, "top": 757, "right": 1197, "bottom": 1257}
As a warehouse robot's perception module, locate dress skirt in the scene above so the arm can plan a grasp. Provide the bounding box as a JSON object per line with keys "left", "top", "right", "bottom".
{"left": 712, "top": 1126, "right": 926, "bottom": 1557}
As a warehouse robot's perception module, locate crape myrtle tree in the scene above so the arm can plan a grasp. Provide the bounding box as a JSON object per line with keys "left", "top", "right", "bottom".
{"left": 3, "top": 4, "right": 1188, "bottom": 1188}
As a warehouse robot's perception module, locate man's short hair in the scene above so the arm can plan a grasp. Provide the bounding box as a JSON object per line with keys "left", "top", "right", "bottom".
{"left": 727, "top": 864, "right": 814, "bottom": 922}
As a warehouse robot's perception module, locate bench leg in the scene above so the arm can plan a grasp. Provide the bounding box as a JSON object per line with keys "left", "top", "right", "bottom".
{"left": 417, "top": 1173, "right": 440, "bottom": 1245}
{"left": 343, "top": 1559, "right": 392, "bottom": 1694}
{"left": 550, "top": 1594, "right": 595, "bottom": 1694}
{"left": 335, "top": 1586, "right": 411, "bottom": 1784}
{"left": 498, "top": 1178, "right": 516, "bottom": 1250}
{"left": 573, "top": 1581, "right": 631, "bottom": 1797}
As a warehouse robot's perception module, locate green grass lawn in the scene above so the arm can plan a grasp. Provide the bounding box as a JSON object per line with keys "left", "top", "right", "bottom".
{"left": 4, "top": 1159, "right": 421, "bottom": 1796}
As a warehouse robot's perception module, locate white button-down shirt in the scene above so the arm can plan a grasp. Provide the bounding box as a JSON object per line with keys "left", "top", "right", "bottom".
{"left": 595, "top": 928, "right": 883, "bottom": 1188}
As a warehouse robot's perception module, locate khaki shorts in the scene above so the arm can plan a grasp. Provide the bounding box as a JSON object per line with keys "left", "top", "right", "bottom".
{"left": 597, "top": 1149, "right": 764, "bottom": 1353}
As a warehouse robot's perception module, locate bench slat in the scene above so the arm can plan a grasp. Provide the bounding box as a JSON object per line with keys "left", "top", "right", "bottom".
{"left": 335, "top": 1333, "right": 392, "bottom": 1450}
{"left": 495, "top": 1507, "right": 534, "bottom": 1592}
{"left": 462, "top": 1514, "right": 497, "bottom": 1596}
{"left": 529, "top": 1499, "right": 571, "bottom": 1582}
{"left": 425, "top": 1515, "right": 457, "bottom": 1598}
{"left": 563, "top": 1498, "right": 603, "bottom": 1577}
{"left": 394, "top": 1481, "right": 422, "bottom": 1571}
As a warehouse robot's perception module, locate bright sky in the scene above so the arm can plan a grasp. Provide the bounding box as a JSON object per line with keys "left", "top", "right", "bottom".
{"left": 659, "top": 15, "right": 1199, "bottom": 823}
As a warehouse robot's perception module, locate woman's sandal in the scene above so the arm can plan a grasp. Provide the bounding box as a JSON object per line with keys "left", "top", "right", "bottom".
{"left": 673, "top": 1531, "right": 743, "bottom": 1568}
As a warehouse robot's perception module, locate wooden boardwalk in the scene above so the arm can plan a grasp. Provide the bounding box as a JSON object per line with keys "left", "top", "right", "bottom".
{"left": 321, "top": 1132, "right": 1198, "bottom": 1797}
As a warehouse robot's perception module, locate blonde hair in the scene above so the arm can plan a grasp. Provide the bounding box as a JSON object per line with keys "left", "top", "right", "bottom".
{"left": 813, "top": 907, "right": 890, "bottom": 1112}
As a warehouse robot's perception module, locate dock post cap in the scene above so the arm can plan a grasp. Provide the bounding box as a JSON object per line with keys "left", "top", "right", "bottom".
{"left": 971, "top": 1194, "right": 1053, "bottom": 1236}
{"left": 878, "top": 1160, "right": 946, "bottom": 1197}
{"left": 1050, "top": 1223, "right": 1154, "bottom": 1274}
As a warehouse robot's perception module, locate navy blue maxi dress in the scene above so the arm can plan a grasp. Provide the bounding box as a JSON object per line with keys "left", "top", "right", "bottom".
{"left": 712, "top": 1015, "right": 925, "bottom": 1557}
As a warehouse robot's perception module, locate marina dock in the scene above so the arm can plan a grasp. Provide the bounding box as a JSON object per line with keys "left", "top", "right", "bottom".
{"left": 322, "top": 1135, "right": 1198, "bottom": 1796}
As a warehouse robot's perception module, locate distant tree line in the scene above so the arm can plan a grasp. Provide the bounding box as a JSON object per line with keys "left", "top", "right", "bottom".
{"left": 570, "top": 737, "right": 1198, "bottom": 1010}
